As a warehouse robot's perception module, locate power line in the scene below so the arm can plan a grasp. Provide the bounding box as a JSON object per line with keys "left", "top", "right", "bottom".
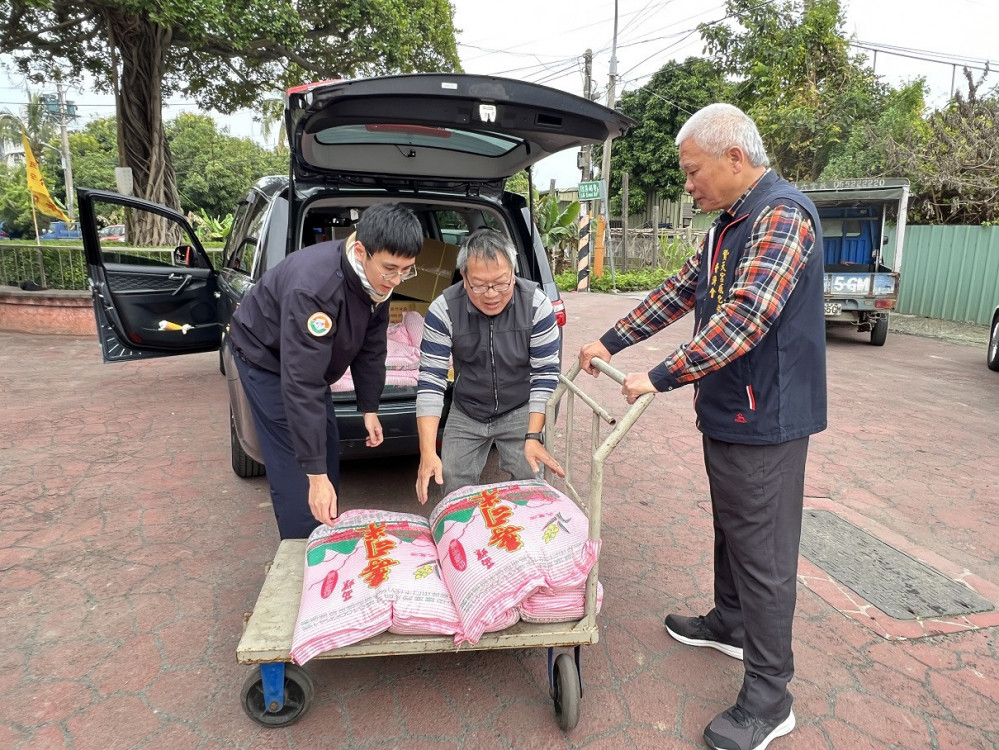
{"left": 851, "top": 40, "right": 997, "bottom": 73}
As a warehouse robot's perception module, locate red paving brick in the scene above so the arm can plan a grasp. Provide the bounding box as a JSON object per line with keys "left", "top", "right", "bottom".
{"left": 3, "top": 292, "right": 999, "bottom": 748}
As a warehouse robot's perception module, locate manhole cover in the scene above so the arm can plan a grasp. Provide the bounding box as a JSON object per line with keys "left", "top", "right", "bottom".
{"left": 800, "top": 510, "right": 994, "bottom": 620}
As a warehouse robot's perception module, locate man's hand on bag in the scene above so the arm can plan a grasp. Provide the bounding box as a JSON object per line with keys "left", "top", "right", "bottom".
{"left": 579, "top": 340, "right": 612, "bottom": 376}
{"left": 526, "top": 440, "right": 565, "bottom": 478}
{"left": 363, "top": 413, "right": 383, "bottom": 447}
{"left": 622, "top": 372, "right": 656, "bottom": 405}
{"left": 416, "top": 452, "right": 444, "bottom": 506}
{"left": 307, "top": 473, "right": 338, "bottom": 527}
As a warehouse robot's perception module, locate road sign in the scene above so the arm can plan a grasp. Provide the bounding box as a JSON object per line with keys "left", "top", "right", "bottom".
{"left": 577, "top": 180, "right": 602, "bottom": 201}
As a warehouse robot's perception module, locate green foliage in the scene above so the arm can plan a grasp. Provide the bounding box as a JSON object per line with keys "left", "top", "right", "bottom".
{"left": 535, "top": 194, "right": 581, "bottom": 274}
{"left": 821, "top": 80, "right": 931, "bottom": 180}
{"left": 506, "top": 171, "right": 530, "bottom": 198}
{"left": 190, "top": 210, "right": 234, "bottom": 242}
{"left": 555, "top": 266, "right": 673, "bottom": 293}
{"left": 554, "top": 232, "right": 695, "bottom": 292}
{"left": 167, "top": 112, "right": 285, "bottom": 217}
{"left": 0, "top": 164, "right": 37, "bottom": 236}
{"left": 0, "top": 0, "right": 461, "bottom": 212}
{"left": 609, "top": 58, "right": 731, "bottom": 215}
{"left": 68, "top": 117, "right": 120, "bottom": 193}
{"left": 0, "top": 1, "right": 461, "bottom": 113}
{"left": 700, "top": 0, "right": 884, "bottom": 181}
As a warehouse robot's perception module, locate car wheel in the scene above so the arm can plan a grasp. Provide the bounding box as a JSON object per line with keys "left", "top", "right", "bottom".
{"left": 870, "top": 314, "right": 889, "bottom": 346}
{"left": 231, "top": 409, "right": 265, "bottom": 478}
{"left": 988, "top": 316, "right": 999, "bottom": 371}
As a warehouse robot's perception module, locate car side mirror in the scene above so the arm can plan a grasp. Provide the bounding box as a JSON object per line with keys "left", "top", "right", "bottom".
{"left": 173, "top": 245, "right": 208, "bottom": 268}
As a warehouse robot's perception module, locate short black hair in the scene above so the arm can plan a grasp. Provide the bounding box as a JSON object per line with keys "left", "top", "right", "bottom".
{"left": 356, "top": 203, "right": 423, "bottom": 258}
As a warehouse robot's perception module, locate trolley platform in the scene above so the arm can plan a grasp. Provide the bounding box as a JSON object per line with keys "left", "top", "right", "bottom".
{"left": 235, "top": 358, "right": 655, "bottom": 729}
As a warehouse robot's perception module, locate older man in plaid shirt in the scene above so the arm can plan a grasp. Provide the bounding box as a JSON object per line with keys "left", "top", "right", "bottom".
{"left": 580, "top": 103, "right": 826, "bottom": 750}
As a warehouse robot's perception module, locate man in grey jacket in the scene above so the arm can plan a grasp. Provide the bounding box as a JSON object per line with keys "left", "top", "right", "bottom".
{"left": 415, "top": 228, "right": 564, "bottom": 504}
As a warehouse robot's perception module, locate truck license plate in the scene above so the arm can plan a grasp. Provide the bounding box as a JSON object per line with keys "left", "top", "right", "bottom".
{"left": 824, "top": 303, "right": 842, "bottom": 316}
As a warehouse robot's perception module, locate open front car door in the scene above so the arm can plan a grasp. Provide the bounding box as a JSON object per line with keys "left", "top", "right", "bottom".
{"left": 78, "top": 189, "right": 221, "bottom": 363}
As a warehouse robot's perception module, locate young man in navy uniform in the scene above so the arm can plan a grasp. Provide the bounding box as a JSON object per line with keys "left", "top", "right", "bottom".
{"left": 228, "top": 203, "right": 423, "bottom": 539}
{"left": 579, "top": 103, "right": 826, "bottom": 750}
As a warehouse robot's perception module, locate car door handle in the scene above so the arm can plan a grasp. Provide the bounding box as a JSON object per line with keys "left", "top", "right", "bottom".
{"left": 169, "top": 273, "right": 193, "bottom": 295}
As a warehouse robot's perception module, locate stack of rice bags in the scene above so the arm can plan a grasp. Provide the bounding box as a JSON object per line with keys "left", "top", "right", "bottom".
{"left": 429, "top": 479, "right": 601, "bottom": 645}
{"left": 290, "top": 479, "right": 601, "bottom": 661}
{"left": 290, "top": 510, "right": 461, "bottom": 664}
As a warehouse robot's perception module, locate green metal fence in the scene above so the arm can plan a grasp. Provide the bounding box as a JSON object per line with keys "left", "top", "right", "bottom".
{"left": 0, "top": 243, "right": 225, "bottom": 292}
{"left": 890, "top": 225, "right": 999, "bottom": 326}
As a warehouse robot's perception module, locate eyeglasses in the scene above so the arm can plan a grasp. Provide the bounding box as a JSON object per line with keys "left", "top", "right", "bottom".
{"left": 466, "top": 276, "right": 514, "bottom": 295}
{"left": 365, "top": 253, "right": 418, "bottom": 281}
{"left": 376, "top": 268, "right": 418, "bottom": 282}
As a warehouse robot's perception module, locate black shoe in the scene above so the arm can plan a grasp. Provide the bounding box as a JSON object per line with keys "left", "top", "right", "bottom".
{"left": 664, "top": 614, "right": 743, "bottom": 660}
{"left": 703, "top": 705, "right": 795, "bottom": 750}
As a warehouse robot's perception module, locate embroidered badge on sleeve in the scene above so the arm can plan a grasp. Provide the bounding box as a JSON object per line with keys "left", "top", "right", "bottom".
{"left": 307, "top": 312, "right": 333, "bottom": 337}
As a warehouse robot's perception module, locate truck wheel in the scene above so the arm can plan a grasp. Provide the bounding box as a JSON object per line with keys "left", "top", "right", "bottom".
{"left": 870, "top": 314, "right": 889, "bottom": 346}
{"left": 232, "top": 409, "right": 266, "bottom": 478}
{"left": 988, "top": 317, "right": 999, "bottom": 371}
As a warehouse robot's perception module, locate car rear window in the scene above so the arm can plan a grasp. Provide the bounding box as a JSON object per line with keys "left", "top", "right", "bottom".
{"left": 314, "top": 124, "right": 520, "bottom": 158}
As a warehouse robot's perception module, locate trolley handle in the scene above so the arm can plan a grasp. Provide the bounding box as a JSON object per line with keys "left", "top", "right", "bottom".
{"left": 588, "top": 357, "right": 628, "bottom": 385}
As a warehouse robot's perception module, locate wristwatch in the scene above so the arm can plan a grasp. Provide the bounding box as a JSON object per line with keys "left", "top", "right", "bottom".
{"left": 525, "top": 432, "right": 545, "bottom": 443}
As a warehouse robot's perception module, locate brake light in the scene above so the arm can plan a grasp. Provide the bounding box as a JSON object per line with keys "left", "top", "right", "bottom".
{"left": 552, "top": 299, "right": 567, "bottom": 327}
{"left": 875, "top": 300, "right": 894, "bottom": 309}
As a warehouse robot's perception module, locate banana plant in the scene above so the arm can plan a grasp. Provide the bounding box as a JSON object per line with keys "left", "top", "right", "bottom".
{"left": 535, "top": 193, "right": 581, "bottom": 274}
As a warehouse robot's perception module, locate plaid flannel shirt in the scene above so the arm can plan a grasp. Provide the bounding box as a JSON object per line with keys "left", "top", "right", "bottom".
{"left": 605, "top": 172, "right": 817, "bottom": 391}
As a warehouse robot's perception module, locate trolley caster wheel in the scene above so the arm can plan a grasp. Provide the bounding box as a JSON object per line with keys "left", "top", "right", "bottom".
{"left": 241, "top": 663, "right": 314, "bottom": 727}
{"left": 552, "top": 652, "right": 581, "bottom": 731}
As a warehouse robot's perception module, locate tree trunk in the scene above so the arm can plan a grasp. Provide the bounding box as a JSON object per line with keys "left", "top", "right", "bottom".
{"left": 108, "top": 16, "right": 181, "bottom": 246}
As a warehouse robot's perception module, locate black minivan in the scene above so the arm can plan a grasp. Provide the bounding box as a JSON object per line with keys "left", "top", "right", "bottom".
{"left": 77, "top": 73, "right": 634, "bottom": 478}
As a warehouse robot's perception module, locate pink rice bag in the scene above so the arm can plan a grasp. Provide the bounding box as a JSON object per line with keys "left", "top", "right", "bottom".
{"left": 430, "top": 479, "right": 600, "bottom": 645}
{"left": 518, "top": 581, "right": 603, "bottom": 624}
{"left": 291, "top": 510, "right": 461, "bottom": 664}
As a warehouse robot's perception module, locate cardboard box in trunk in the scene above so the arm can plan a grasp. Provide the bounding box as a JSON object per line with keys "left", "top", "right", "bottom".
{"left": 394, "top": 239, "right": 459, "bottom": 302}
{"left": 389, "top": 300, "right": 430, "bottom": 324}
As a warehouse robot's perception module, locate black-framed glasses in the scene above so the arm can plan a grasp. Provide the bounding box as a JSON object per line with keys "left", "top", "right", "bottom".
{"left": 466, "top": 276, "right": 514, "bottom": 295}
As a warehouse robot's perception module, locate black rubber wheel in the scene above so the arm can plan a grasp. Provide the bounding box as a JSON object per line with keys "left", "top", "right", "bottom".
{"left": 988, "top": 316, "right": 999, "bottom": 371}
{"left": 240, "top": 663, "right": 314, "bottom": 727}
{"left": 552, "top": 652, "right": 581, "bottom": 731}
{"left": 231, "top": 409, "right": 266, "bottom": 478}
{"left": 870, "top": 314, "right": 889, "bottom": 346}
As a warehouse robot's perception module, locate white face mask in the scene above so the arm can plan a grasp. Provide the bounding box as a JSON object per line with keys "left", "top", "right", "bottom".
{"left": 346, "top": 236, "right": 391, "bottom": 304}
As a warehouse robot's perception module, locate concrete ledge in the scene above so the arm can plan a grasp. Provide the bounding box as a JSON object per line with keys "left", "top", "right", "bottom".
{"left": 0, "top": 286, "right": 96, "bottom": 336}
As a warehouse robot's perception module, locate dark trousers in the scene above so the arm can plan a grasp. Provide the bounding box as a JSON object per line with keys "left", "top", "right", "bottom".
{"left": 701, "top": 435, "right": 809, "bottom": 719}
{"left": 232, "top": 351, "right": 340, "bottom": 540}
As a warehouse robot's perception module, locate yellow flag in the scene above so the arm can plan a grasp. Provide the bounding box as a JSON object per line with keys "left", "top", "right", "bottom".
{"left": 21, "top": 131, "right": 71, "bottom": 222}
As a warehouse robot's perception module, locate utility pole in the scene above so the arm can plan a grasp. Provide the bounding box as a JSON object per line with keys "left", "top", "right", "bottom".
{"left": 581, "top": 49, "right": 593, "bottom": 181}
{"left": 55, "top": 79, "right": 76, "bottom": 222}
{"left": 600, "top": 0, "right": 619, "bottom": 289}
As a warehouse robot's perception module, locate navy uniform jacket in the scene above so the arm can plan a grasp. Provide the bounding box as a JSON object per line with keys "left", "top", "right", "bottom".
{"left": 227, "top": 239, "right": 389, "bottom": 473}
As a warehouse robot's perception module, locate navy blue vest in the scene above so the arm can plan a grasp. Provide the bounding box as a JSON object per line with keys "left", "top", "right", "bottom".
{"left": 693, "top": 171, "right": 827, "bottom": 444}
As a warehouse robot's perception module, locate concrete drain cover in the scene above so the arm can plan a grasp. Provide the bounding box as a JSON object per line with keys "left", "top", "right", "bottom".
{"left": 800, "top": 510, "right": 994, "bottom": 620}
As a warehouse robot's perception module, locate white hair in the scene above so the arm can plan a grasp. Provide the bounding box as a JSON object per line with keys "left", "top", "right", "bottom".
{"left": 675, "top": 103, "right": 770, "bottom": 167}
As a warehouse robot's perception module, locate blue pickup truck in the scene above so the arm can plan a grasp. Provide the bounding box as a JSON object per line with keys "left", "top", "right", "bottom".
{"left": 795, "top": 178, "right": 911, "bottom": 346}
{"left": 41, "top": 221, "right": 83, "bottom": 241}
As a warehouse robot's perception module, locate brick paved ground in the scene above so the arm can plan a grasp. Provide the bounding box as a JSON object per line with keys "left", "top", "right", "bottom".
{"left": 2, "top": 292, "right": 998, "bottom": 749}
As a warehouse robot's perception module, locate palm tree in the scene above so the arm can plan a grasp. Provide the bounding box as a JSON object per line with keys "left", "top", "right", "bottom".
{"left": 0, "top": 92, "right": 61, "bottom": 166}
{"left": 256, "top": 95, "right": 286, "bottom": 153}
